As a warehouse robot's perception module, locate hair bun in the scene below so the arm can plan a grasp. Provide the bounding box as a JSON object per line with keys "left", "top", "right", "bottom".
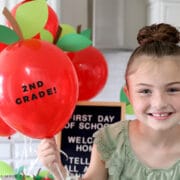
{"left": 137, "top": 23, "right": 180, "bottom": 46}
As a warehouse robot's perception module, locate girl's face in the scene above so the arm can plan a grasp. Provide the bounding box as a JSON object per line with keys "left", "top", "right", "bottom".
{"left": 125, "top": 55, "right": 180, "bottom": 131}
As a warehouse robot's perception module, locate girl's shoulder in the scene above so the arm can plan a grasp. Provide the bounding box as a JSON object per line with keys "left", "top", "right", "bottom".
{"left": 93, "top": 120, "right": 129, "bottom": 142}
{"left": 93, "top": 120, "right": 129, "bottom": 161}
{"left": 93, "top": 120, "right": 180, "bottom": 179}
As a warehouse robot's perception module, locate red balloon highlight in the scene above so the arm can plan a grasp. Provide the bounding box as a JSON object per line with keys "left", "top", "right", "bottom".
{"left": 0, "top": 39, "right": 78, "bottom": 139}
{"left": 67, "top": 46, "right": 108, "bottom": 100}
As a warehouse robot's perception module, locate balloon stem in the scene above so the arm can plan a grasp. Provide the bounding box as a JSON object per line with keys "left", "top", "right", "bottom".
{"left": 53, "top": 25, "right": 62, "bottom": 44}
{"left": 77, "top": 24, "right": 82, "bottom": 34}
{"left": 3, "top": 7, "right": 24, "bottom": 40}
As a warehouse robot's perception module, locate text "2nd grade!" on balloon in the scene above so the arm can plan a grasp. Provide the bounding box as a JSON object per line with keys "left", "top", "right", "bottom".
{"left": 15, "top": 80, "right": 57, "bottom": 105}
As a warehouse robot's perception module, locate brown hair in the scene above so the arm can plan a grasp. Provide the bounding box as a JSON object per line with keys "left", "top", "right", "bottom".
{"left": 125, "top": 23, "right": 180, "bottom": 80}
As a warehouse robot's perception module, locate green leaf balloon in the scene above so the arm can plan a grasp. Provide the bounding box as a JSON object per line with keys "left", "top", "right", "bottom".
{"left": 61, "top": 24, "right": 76, "bottom": 38}
{"left": 57, "top": 33, "right": 92, "bottom": 52}
{"left": 0, "top": 161, "right": 15, "bottom": 176}
{"left": 0, "top": 25, "right": 19, "bottom": 44}
{"left": 15, "top": 0, "right": 48, "bottom": 39}
{"left": 120, "top": 87, "right": 130, "bottom": 104}
{"left": 126, "top": 104, "right": 134, "bottom": 115}
{"left": 80, "top": 28, "right": 92, "bottom": 39}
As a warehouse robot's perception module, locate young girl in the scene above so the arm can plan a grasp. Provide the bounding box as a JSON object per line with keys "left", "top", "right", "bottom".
{"left": 37, "top": 23, "right": 180, "bottom": 180}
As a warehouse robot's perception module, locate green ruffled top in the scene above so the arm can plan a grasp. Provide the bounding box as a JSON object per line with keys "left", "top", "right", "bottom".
{"left": 93, "top": 120, "right": 180, "bottom": 180}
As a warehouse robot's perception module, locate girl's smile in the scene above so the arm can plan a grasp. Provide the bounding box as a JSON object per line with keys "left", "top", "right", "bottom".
{"left": 147, "top": 112, "right": 174, "bottom": 121}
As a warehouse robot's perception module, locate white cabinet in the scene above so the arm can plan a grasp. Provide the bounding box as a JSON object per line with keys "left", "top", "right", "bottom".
{"left": 93, "top": 0, "right": 125, "bottom": 49}
{"left": 147, "top": 0, "right": 180, "bottom": 30}
{"left": 93, "top": 0, "right": 147, "bottom": 50}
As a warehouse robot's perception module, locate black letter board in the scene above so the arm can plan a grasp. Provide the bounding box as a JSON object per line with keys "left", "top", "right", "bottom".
{"left": 57, "top": 101, "right": 125, "bottom": 176}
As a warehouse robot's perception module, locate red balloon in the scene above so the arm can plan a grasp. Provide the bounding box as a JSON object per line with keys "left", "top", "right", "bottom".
{"left": 67, "top": 46, "right": 108, "bottom": 100}
{"left": 0, "top": 39, "right": 78, "bottom": 138}
{"left": 0, "top": 43, "right": 8, "bottom": 52}
{"left": 0, "top": 118, "right": 16, "bottom": 137}
{"left": 9, "top": 0, "right": 59, "bottom": 41}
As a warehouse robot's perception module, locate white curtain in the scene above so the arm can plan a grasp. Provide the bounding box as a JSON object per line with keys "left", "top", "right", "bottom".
{"left": 0, "top": 0, "right": 61, "bottom": 25}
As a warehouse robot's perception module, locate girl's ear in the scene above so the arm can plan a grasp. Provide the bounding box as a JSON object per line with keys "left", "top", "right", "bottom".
{"left": 123, "top": 85, "right": 131, "bottom": 102}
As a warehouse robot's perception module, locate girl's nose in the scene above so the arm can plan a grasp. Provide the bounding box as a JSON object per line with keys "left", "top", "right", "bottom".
{"left": 151, "top": 92, "right": 168, "bottom": 110}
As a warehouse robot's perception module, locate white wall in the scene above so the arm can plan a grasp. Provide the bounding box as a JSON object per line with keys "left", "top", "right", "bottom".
{"left": 123, "top": 0, "right": 147, "bottom": 49}
{"left": 147, "top": 0, "right": 180, "bottom": 31}
{"left": 59, "top": 0, "right": 88, "bottom": 30}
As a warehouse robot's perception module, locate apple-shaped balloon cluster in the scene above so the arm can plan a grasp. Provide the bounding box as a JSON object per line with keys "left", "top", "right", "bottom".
{"left": 1, "top": 0, "right": 108, "bottom": 102}
{"left": 0, "top": 0, "right": 108, "bottom": 138}
{"left": 57, "top": 23, "right": 108, "bottom": 101}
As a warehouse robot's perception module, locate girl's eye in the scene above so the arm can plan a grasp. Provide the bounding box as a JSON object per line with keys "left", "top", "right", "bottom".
{"left": 138, "top": 89, "right": 152, "bottom": 94}
{"left": 167, "top": 88, "right": 180, "bottom": 93}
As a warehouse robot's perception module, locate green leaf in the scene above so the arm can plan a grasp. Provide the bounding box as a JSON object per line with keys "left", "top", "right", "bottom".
{"left": 40, "top": 29, "right": 53, "bottom": 42}
{"left": 15, "top": 0, "right": 48, "bottom": 39}
{"left": 80, "top": 28, "right": 92, "bottom": 39}
{"left": 126, "top": 104, "right": 134, "bottom": 115}
{"left": 57, "top": 33, "right": 92, "bottom": 52}
{"left": 120, "top": 87, "right": 129, "bottom": 104}
{"left": 15, "top": 165, "right": 24, "bottom": 174}
{"left": 0, "top": 25, "right": 19, "bottom": 44}
{"left": 60, "top": 24, "right": 76, "bottom": 38}
{"left": 15, "top": 174, "right": 24, "bottom": 180}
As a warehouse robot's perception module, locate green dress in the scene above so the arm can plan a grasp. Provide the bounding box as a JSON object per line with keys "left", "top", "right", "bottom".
{"left": 93, "top": 120, "right": 180, "bottom": 180}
